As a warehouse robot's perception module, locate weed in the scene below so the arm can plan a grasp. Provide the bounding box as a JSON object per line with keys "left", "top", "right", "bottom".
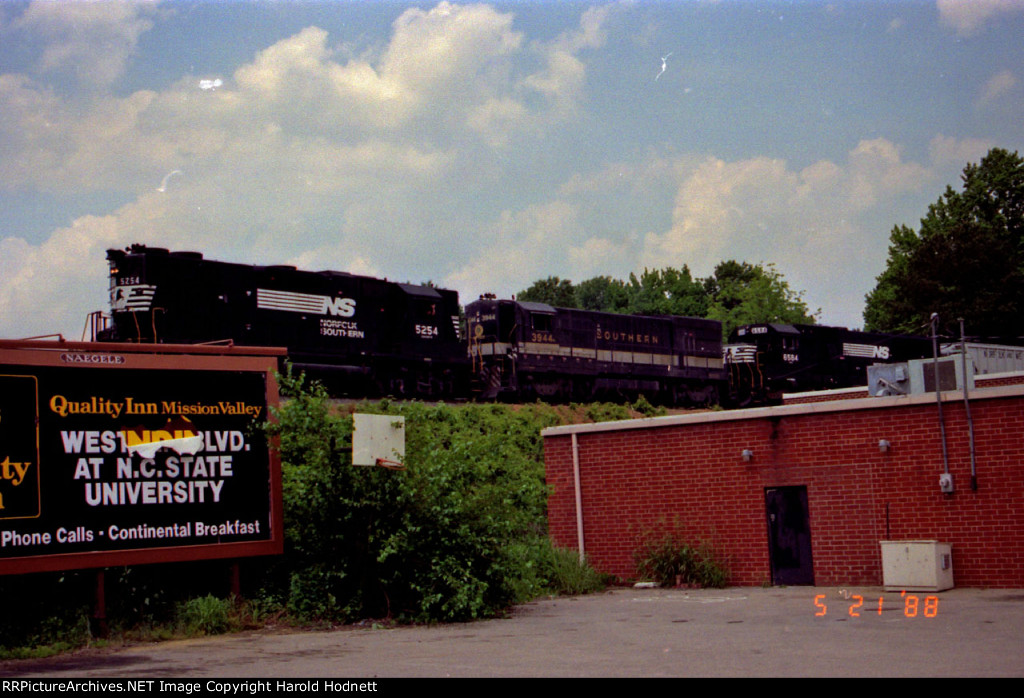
{"left": 544, "top": 547, "right": 611, "bottom": 595}
{"left": 633, "top": 532, "right": 729, "bottom": 588}
{"left": 631, "top": 395, "right": 666, "bottom": 417}
{"left": 176, "top": 595, "right": 234, "bottom": 636}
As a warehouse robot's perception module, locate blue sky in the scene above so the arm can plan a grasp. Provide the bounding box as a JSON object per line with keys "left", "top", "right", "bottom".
{"left": 2, "top": 0, "right": 1022, "bottom": 338}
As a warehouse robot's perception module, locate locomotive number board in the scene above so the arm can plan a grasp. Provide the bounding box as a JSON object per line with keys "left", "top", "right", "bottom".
{"left": 0, "top": 341, "right": 284, "bottom": 574}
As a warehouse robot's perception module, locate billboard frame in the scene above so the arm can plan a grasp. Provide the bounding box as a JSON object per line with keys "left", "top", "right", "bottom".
{"left": 0, "top": 339, "right": 286, "bottom": 575}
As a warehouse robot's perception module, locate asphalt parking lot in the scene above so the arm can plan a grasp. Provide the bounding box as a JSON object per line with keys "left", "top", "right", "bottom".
{"left": 3, "top": 586, "right": 1023, "bottom": 678}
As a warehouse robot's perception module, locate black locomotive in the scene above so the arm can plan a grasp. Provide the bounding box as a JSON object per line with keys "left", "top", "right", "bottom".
{"left": 99, "top": 245, "right": 467, "bottom": 398}
{"left": 97, "top": 245, "right": 942, "bottom": 408}
{"left": 466, "top": 296, "right": 727, "bottom": 406}
{"left": 724, "top": 323, "right": 934, "bottom": 405}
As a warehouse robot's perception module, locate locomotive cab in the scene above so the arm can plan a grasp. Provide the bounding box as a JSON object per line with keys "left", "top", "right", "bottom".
{"left": 466, "top": 296, "right": 524, "bottom": 400}
{"left": 726, "top": 322, "right": 934, "bottom": 405}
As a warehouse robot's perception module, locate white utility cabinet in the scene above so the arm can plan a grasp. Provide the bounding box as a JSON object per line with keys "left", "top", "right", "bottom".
{"left": 880, "top": 540, "right": 954, "bottom": 591}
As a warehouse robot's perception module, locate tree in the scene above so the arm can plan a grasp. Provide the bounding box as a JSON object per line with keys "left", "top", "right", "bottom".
{"left": 514, "top": 261, "right": 815, "bottom": 339}
{"left": 704, "top": 261, "right": 817, "bottom": 339}
{"left": 575, "top": 275, "right": 630, "bottom": 313}
{"left": 864, "top": 148, "right": 1024, "bottom": 337}
{"left": 516, "top": 276, "right": 577, "bottom": 307}
{"left": 624, "top": 267, "right": 709, "bottom": 317}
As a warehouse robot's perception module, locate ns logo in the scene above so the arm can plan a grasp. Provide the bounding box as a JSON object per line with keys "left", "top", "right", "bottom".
{"left": 324, "top": 297, "right": 356, "bottom": 318}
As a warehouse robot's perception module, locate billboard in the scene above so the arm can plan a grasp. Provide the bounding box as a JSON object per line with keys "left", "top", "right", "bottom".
{"left": 0, "top": 341, "right": 285, "bottom": 574}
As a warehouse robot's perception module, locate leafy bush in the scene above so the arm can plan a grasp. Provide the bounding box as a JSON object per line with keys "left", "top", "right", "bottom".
{"left": 631, "top": 394, "right": 666, "bottom": 417}
{"left": 634, "top": 531, "right": 728, "bottom": 588}
{"left": 265, "top": 371, "right": 564, "bottom": 623}
{"left": 584, "top": 402, "right": 633, "bottom": 423}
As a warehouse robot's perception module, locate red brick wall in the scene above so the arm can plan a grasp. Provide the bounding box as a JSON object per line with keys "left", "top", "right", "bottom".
{"left": 543, "top": 387, "right": 1024, "bottom": 587}
{"left": 976, "top": 373, "right": 1024, "bottom": 388}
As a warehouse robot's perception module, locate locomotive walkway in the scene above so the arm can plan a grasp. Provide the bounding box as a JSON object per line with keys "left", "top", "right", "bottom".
{"left": 3, "top": 586, "right": 1023, "bottom": 678}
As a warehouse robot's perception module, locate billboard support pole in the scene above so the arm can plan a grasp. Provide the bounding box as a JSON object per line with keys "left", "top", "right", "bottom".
{"left": 92, "top": 569, "right": 108, "bottom": 638}
{"left": 230, "top": 562, "right": 241, "bottom": 599}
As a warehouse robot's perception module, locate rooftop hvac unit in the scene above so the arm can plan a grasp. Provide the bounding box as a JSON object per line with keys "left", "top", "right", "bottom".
{"left": 868, "top": 356, "right": 973, "bottom": 397}
{"left": 941, "top": 342, "right": 1024, "bottom": 375}
{"left": 867, "top": 363, "right": 908, "bottom": 396}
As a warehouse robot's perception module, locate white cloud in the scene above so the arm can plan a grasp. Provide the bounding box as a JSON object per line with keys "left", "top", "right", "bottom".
{"left": 1, "top": 1, "right": 559, "bottom": 336}
{"left": 2, "top": 0, "right": 1015, "bottom": 342}
{"left": 845, "top": 138, "right": 932, "bottom": 211}
{"left": 443, "top": 201, "right": 580, "bottom": 301}
{"left": 928, "top": 134, "right": 994, "bottom": 169}
{"left": 0, "top": 2, "right": 593, "bottom": 197}
{"left": 567, "top": 237, "right": 635, "bottom": 279}
{"left": 936, "top": 0, "right": 1024, "bottom": 37}
{"left": 0, "top": 213, "right": 126, "bottom": 339}
{"left": 572, "top": 5, "right": 612, "bottom": 51}
{"left": 14, "top": 0, "right": 156, "bottom": 90}
{"left": 978, "top": 69, "right": 1018, "bottom": 106}
{"left": 641, "top": 156, "right": 797, "bottom": 273}
{"left": 630, "top": 140, "right": 947, "bottom": 327}
{"left": 382, "top": 1, "right": 521, "bottom": 95}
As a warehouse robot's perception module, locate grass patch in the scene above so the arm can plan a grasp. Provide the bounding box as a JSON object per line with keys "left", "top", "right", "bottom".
{"left": 544, "top": 547, "right": 611, "bottom": 595}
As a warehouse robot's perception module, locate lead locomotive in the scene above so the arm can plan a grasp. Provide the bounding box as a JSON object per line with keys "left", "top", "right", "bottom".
{"left": 99, "top": 245, "right": 467, "bottom": 399}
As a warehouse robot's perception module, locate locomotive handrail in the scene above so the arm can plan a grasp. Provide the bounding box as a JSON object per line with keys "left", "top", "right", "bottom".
{"left": 17, "top": 333, "right": 66, "bottom": 342}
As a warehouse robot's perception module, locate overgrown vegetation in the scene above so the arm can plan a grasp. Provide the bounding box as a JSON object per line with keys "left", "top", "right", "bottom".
{"left": 633, "top": 529, "right": 729, "bottom": 589}
{"left": 0, "top": 376, "right": 663, "bottom": 658}
{"left": 175, "top": 595, "right": 233, "bottom": 636}
{"left": 542, "top": 547, "right": 612, "bottom": 595}
{"left": 263, "top": 371, "right": 565, "bottom": 622}
{"left": 0, "top": 561, "right": 269, "bottom": 659}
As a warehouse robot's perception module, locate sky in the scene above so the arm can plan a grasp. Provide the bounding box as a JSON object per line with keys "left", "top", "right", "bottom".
{"left": 2, "top": 0, "right": 1023, "bottom": 339}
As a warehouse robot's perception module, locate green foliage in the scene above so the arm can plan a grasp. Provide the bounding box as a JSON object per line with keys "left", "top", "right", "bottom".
{"left": 0, "top": 606, "right": 91, "bottom": 660}
{"left": 0, "top": 561, "right": 252, "bottom": 657}
{"left": 704, "top": 261, "right": 818, "bottom": 339}
{"left": 631, "top": 394, "right": 666, "bottom": 417}
{"left": 864, "top": 148, "right": 1024, "bottom": 336}
{"left": 542, "top": 547, "right": 611, "bottom": 595}
{"left": 266, "top": 371, "right": 563, "bottom": 623}
{"left": 0, "top": 571, "right": 93, "bottom": 656}
{"left": 575, "top": 275, "right": 630, "bottom": 312}
{"left": 634, "top": 531, "right": 729, "bottom": 589}
{"left": 516, "top": 260, "right": 816, "bottom": 340}
{"left": 584, "top": 402, "right": 633, "bottom": 423}
{"left": 626, "top": 266, "right": 710, "bottom": 317}
{"left": 517, "top": 276, "right": 578, "bottom": 307}
{"left": 3, "top": 376, "right": 635, "bottom": 655}
{"left": 176, "top": 595, "right": 233, "bottom": 636}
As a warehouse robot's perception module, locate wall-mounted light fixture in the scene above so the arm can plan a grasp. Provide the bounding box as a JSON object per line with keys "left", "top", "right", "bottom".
{"left": 741, "top": 449, "right": 754, "bottom": 462}
{"left": 878, "top": 439, "right": 891, "bottom": 453}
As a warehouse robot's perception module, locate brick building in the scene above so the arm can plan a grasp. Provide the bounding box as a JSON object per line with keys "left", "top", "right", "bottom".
{"left": 542, "top": 383, "right": 1024, "bottom": 587}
